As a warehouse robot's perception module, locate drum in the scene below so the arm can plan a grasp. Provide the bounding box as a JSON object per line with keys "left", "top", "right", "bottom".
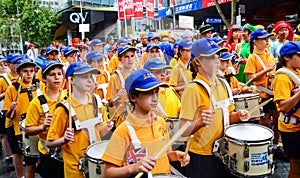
{"left": 20, "top": 120, "right": 40, "bottom": 158}
{"left": 153, "top": 174, "right": 185, "bottom": 177}
{"left": 224, "top": 124, "right": 274, "bottom": 177}
{"left": 233, "top": 93, "right": 262, "bottom": 118}
{"left": 85, "top": 141, "right": 109, "bottom": 178}
{"left": 51, "top": 147, "right": 63, "bottom": 162}
{"left": 98, "top": 83, "right": 109, "bottom": 99}
{"left": 268, "top": 74, "right": 275, "bottom": 90}
{"left": 166, "top": 118, "right": 187, "bottom": 149}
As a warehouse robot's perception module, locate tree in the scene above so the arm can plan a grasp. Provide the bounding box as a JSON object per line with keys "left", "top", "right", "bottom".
{"left": 214, "top": 0, "right": 239, "bottom": 29}
{"left": 0, "top": 0, "right": 61, "bottom": 49}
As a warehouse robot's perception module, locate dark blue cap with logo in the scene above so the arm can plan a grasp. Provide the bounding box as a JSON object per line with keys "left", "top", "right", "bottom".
{"left": 125, "top": 69, "right": 168, "bottom": 93}
{"left": 279, "top": 41, "right": 300, "bottom": 57}
{"left": 178, "top": 39, "right": 193, "bottom": 51}
{"left": 90, "top": 39, "right": 103, "bottom": 46}
{"left": 117, "top": 45, "right": 137, "bottom": 57}
{"left": 66, "top": 62, "right": 100, "bottom": 79}
{"left": 86, "top": 50, "right": 104, "bottom": 62}
{"left": 64, "top": 46, "right": 78, "bottom": 56}
{"left": 116, "top": 38, "right": 129, "bottom": 45}
{"left": 46, "top": 46, "right": 59, "bottom": 54}
{"left": 212, "top": 35, "right": 225, "bottom": 44}
{"left": 144, "top": 58, "right": 171, "bottom": 70}
{"left": 16, "top": 55, "right": 36, "bottom": 71}
{"left": 145, "top": 43, "right": 160, "bottom": 52}
{"left": 191, "top": 38, "right": 227, "bottom": 58}
{"left": 0, "top": 54, "right": 6, "bottom": 62}
{"left": 250, "top": 28, "right": 274, "bottom": 42}
{"left": 219, "top": 52, "right": 233, "bottom": 60}
{"left": 42, "top": 60, "right": 63, "bottom": 76}
{"left": 6, "top": 53, "right": 22, "bottom": 63}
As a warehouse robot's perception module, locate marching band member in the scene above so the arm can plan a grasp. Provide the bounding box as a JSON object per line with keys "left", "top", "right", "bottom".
{"left": 106, "top": 45, "right": 136, "bottom": 127}
{"left": 108, "top": 38, "right": 129, "bottom": 74}
{"left": 25, "top": 61, "right": 66, "bottom": 178}
{"left": 46, "top": 62, "right": 113, "bottom": 177}
{"left": 273, "top": 42, "right": 300, "bottom": 177}
{"left": 3, "top": 56, "right": 44, "bottom": 178}
{"left": 169, "top": 39, "right": 193, "bottom": 96}
{"left": 102, "top": 69, "right": 189, "bottom": 178}
{"left": 141, "top": 43, "right": 165, "bottom": 66}
{"left": 179, "top": 38, "right": 249, "bottom": 178}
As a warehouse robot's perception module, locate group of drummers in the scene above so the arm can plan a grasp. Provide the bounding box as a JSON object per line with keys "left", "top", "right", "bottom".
{"left": 0, "top": 20, "right": 300, "bottom": 178}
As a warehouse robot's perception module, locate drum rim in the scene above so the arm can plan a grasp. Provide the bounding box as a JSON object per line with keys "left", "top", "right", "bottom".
{"left": 86, "top": 141, "right": 108, "bottom": 163}
{"left": 153, "top": 174, "right": 185, "bottom": 177}
{"left": 233, "top": 93, "right": 260, "bottom": 100}
{"left": 225, "top": 124, "right": 274, "bottom": 143}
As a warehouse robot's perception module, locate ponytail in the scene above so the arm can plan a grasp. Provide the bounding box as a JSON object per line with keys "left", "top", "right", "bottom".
{"left": 277, "top": 54, "right": 291, "bottom": 70}
{"left": 190, "top": 58, "right": 199, "bottom": 79}
{"left": 250, "top": 40, "right": 254, "bottom": 54}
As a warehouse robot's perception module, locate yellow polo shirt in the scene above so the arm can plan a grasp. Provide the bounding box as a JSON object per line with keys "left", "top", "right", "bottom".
{"left": 102, "top": 111, "right": 171, "bottom": 175}
{"left": 273, "top": 67, "right": 300, "bottom": 132}
{"left": 158, "top": 86, "right": 181, "bottom": 118}
{"left": 169, "top": 59, "right": 192, "bottom": 95}
{"left": 179, "top": 73, "right": 234, "bottom": 155}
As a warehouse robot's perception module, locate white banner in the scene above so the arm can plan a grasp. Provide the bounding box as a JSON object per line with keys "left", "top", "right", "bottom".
{"left": 179, "top": 15, "right": 194, "bottom": 29}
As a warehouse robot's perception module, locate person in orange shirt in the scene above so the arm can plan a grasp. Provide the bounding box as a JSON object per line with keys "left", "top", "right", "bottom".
{"left": 273, "top": 42, "right": 300, "bottom": 177}
{"left": 244, "top": 28, "right": 285, "bottom": 160}
{"left": 108, "top": 38, "right": 129, "bottom": 74}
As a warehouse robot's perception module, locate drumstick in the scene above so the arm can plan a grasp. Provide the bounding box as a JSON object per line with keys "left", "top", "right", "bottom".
{"left": 248, "top": 98, "right": 273, "bottom": 115}
{"left": 135, "top": 122, "right": 190, "bottom": 178}
{"left": 240, "top": 75, "right": 256, "bottom": 89}
{"left": 184, "top": 135, "right": 193, "bottom": 159}
{"left": 68, "top": 77, "right": 72, "bottom": 129}
{"left": 108, "top": 104, "right": 122, "bottom": 122}
{"left": 9, "top": 74, "right": 24, "bottom": 119}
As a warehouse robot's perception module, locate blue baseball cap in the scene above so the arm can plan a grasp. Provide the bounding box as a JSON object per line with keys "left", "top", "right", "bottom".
{"left": 178, "top": 39, "right": 193, "bottom": 51}
{"left": 46, "top": 46, "right": 59, "bottom": 54}
{"left": 279, "top": 42, "right": 300, "bottom": 57}
{"left": 66, "top": 62, "right": 100, "bottom": 79}
{"left": 116, "top": 38, "right": 129, "bottom": 45}
{"left": 144, "top": 58, "right": 171, "bottom": 70}
{"left": 6, "top": 53, "right": 22, "bottom": 63}
{"left": 219, "top": 52, "right": 233, "bottom": 61}
{"left": 125, "top": 69, "right": 168, "bottom": 93}
{"left": 191, "top": 38, "right": 227, "bottom": 58}
{"left": 16, "top": 55, "right": 36, "bottom": 72}
{"left": 212, "top": 35, "right": 225, "bottom": 45}
{"left": 59, "top": 45, "right": 67, "bottom": 51}
{"left": 0, "top": 54, "right": 6, "bottom": 63}
{"left": 117, "top": 45, "right": 137, "bottom": 57}
{"left": 250, "top": 28, "right": 274, "bottom": 42}
{"left": 147, "top": 35, "right": 160, "bottom": 42}
{"left": 64, "top": 46, "right": 78, "bottom": 56}
{"left": 90, "top": 39, "right": 103, "bottom": 46}
{"left": 86, "top": 50, "right": 104, "bottom": 62}
{"left": 42, "top": 60, "right": 63, "bottom": 77}
{"left": 145, "top": 43, "right": 160, "bottom": 52}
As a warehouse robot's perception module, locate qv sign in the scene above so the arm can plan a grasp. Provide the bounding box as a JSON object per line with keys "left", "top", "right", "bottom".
{"left": 64, "top": 11, "right": 91, "bottom": 25}
{"left": 69, "top": 12, "right": 89, "bottom": 23}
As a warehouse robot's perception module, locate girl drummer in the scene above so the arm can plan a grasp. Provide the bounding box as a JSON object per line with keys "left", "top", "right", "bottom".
{"left": 179, "top": 38, "right": 249, "bottom": 178}
{"left": 273, "top": 42, "right": 300, "bottom": 177}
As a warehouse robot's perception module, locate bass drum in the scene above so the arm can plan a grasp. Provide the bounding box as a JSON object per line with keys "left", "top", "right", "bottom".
{"left": 20, "top": 119, "right": 40, "bottom": 158}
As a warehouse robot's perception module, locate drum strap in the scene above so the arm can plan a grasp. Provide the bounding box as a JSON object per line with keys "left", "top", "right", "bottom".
{"left": 275, "top": 68, "right": 300, "bottom": 85}
{"left": 193, "top": 79, "right": 234, "bottom": 130}
{"left": 37, "top": 88, "right": 49, "bottom": 115}
{"left": 254, "top": 53, "right": 267, "bottom": 70}
{"left": 177, "top": 63, "right": 189, "bottom": 85}
{"left": 0, "top": 74, "right": 12, "bottom": 86}
{"left": 115, "top": 70, "right": 125, "bottom": 88}
{"left": 157, "top": 102, "right": 168, "bottom": 118}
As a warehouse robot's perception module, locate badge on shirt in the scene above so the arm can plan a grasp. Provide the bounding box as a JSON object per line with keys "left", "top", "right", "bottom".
{"left": 127, "top": 147, "right": 147, "bottom": 165}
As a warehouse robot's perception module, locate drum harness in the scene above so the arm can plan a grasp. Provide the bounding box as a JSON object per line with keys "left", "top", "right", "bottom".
{"left": 192, "top": 78, "right": 234, "bottom": 163}
{"left": 176, "top": 63, "right": 189, "bottom": 85}
{"left": 115, "top": 70, "right": 130, "bottom": 117}
{"left": 275, "top": 68, "right": 300, "bottom": 125}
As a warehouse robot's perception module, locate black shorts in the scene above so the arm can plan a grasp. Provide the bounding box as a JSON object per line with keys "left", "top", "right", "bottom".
{"left": 186, "top": 152, "right": 235, "bottom": 178}
{"left": 6, "top": 126, "right": 23, "bottom": 154}
{"left": 24, "top": 155, "right": 38, "bottom": 165}
{"left": 261, "top": 97, "right": 277, "bottom": 114}
{"left": 0, "top": 112, "right": 6, "bottom": 134}
{"left": 280, "top": 130, "right": 300, "bottom": 159}
{"left": 39, "top": 153, "right": 64, "bottom": 178}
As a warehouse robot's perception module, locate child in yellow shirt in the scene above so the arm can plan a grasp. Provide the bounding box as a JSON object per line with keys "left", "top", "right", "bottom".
{"left": 102, "top": 69, "right": 189, "bottom": 177}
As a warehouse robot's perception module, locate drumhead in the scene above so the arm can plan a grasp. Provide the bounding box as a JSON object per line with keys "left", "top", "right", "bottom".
{"left": 233, "top": 93, "right": 260, "bottom": 100}
{"left": 86, "top": 140, "right": 109, "bottom": 162}
{"left": 153, "top": 174, "right": 184, "bottom": 178}
{"left": 225, "top": 124, "right": 273, "bottom": 142}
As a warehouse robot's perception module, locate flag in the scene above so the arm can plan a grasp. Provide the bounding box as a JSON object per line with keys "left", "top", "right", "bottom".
{"left": 133, "top": 0, "right": 144, "bottom": 20}
{"left": 127, "top": 147, "right": 147, "bottom": 165}
{"left": 158, "top": 0, "right": 163, "bottom": 10}
{"left": 146, "top": 0, "right": 154, "bottom": 19}
{"left": 118, "top": 0, "right": 134, "bottom": 20}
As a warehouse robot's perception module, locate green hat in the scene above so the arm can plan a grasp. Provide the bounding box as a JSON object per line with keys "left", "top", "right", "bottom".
{"left": 243, "top": 23, "right": 256, "bottom": 32}
{"left": 200, "top": 24, "right": 213, "bottom": 34}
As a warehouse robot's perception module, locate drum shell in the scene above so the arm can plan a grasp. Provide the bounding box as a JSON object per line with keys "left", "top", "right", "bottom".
{"left": 233, "top": 93, "right": 262, "bottom": 118}
{"left": 224, "top": 124, "right": 274, "bottom": 177}
{"left": 20, "top": 120, "right": 40, "bottom": 158}
{"left": 166, "top": 118, "right": 186, "bottom": 146}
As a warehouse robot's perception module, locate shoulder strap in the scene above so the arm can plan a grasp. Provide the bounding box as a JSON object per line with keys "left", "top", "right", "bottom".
{"left": 56, "top": 102, "right": 78, "bottom": 130}
{"left": 218, "top": 78, "right": 234, "bottom": 104}
{"left": 253, "top": 53, "right": 266, "bottom": 70}
{"left": 36, "top": 88, "right": 49, "bottom": 114}
{"left": 276, "top": 68, "right": 300, "bottom": 85}
{"left": 193, "top": 79, "right": 211, "bottom": 97}
{"left": 177, "top": 63, "right": 189, "bottom": 85}
{"left": 12, "top": 82, "right": 20, "bottom": 91}
{"left": 124, "top": 121, "right": 141, "bottom": 149}
{"left": 104, "top": 70, "right": 110, "bottom": 82}
{"left": 115, "top": 70, "right": 125, "bottom": 88}
{"left": 92, "top": 94, "right": 102, "bottom": 117}
{"left": 0, "top": 74, "right": 12, "bottom": 85}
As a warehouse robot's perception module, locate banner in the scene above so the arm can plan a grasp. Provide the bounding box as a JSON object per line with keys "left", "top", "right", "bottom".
{"left": 118, "top": 0, "right": 134, "bottom": 20}
{"left": 202, "top": 0, "right": 231, "bottom": 9}
{"left": 146, "top": 0, "right": 154, "bottom": 19}
{"left": 158, "top": 0, "right": 163, "bottom": 10}
{"left": 133, "top": 0, "right": 143, "bottom": 20}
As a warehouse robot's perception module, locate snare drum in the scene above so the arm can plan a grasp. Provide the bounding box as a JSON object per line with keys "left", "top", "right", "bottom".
{"left": 85, "top": 141, "right": 109, "bottom": 178}
{"left": 224, "top": 124, "right": 274, "bottom": 177}
{"left": 166, "top": 118, "right": 186, "bottom": 146}
{"left": 153, "top": 174, "right": 185, "bottom": 178}
{"left": 233, "top": 93, "right": 262, "bottom": 118}
{"left": 20, "top": 120, "right": 40, "bottom": 158}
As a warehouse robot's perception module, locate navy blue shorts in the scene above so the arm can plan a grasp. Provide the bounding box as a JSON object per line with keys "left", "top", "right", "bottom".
{"left": 280, "top": 130, "right": 300, "bottom": 159}
{"left": 24, "top": 155, "right": 38, "bottom": 165}
{"left": 39, "top": 153, "right": 64, "bottom": 178}
{"left": 6, "top": 126, "right": 23, "bottom": 154}
{"left": 0, "top": 112, "right": 5, "bottom": 134}
{"left": 261, "top": 97, "right": 277, "bottom": 114}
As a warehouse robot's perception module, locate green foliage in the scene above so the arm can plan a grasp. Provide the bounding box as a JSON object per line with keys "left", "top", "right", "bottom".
{"left": 0, "top": 0, "right": 61, "bottom": 48}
